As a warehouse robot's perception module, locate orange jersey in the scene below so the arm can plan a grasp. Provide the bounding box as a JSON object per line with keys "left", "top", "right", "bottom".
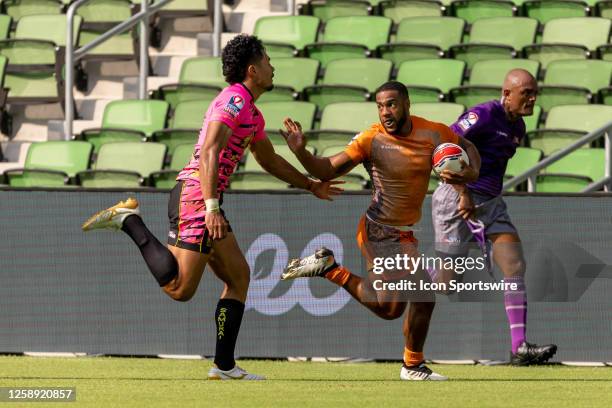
{"left": 344, "top": 115, "right": 458, "bottom": 226}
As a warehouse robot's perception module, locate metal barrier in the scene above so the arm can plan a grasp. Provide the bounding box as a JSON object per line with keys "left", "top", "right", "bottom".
{"left": 503, "top": 121, "right": 612, "bottom": 193}
{"left": 64, "top": 0, "right": 172, "bottom": 139}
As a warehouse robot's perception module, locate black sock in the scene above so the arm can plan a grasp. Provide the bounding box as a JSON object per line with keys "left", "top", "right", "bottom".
{"left": 121, "top": 215, "right": 178, "bottom": 286}
{"left": 213, "top": 298, "right": 245, "bottom": 371}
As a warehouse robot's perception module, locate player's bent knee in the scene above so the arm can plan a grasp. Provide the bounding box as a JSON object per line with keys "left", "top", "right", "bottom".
{"left": 166, "top": 286, "right": 196, "bottom": 302}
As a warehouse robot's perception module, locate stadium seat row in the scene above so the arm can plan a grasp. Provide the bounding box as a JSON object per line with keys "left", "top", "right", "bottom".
{"left": 298, "top": 0, "right": 612, "bottom": 24}
{"left": 150, "top": 55, "right": 612, "bottom": 118}
{"left": 253, "top": 15, "right": 612, "bottom": 69}
{"left": 2, "top": 139, "right": 606, "bottom": 193}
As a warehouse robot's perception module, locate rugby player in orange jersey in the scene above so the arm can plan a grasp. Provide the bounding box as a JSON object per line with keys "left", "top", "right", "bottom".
{"left": 280, "top": 81, "right": 481, "bottom": 380}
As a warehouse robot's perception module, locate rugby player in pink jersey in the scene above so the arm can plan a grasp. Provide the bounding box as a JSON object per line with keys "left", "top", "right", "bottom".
{"left": 81, "top": 35, "right": 342, "bottom": 380}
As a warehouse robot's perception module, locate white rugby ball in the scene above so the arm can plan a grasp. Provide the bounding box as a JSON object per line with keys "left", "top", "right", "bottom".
{"left": 432, "top": 143, "right": 469, "bottom": 176}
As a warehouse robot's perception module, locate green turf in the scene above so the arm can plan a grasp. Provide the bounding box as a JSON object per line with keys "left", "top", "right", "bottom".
{"left": 0, "top": 357, "right": 611, "bottom": 407}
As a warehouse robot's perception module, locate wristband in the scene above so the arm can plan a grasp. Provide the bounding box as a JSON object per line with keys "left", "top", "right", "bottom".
{"left": 205, "top": 198, "right": 220, "bottom": 213}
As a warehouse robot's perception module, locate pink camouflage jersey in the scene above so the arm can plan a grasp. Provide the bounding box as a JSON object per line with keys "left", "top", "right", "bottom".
{"left": 176, "top": 83, "right": 267, "bottom": 191}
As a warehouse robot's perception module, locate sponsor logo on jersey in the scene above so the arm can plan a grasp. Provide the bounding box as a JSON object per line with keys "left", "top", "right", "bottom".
{"left": 380, "top": 144, "right": 402, "bottom": 150}
{"left": 223, "top": 94, "right": 245, "bottom": 118}
{"left": 458, "top": 111, "right": 479, "bottom": 131}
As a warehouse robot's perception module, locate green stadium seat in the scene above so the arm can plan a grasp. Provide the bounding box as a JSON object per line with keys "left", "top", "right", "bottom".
{"left": 78, "top": 142, "right": 167, "bottom": 188}
{"left": 152, "top": 83, "right": 220, "bottom": 110}
{"left": 505, "top": 146, "right": 543, "bottom": 178}
{"left": 253, "top": 15, "right": 320, "bottom": 58}
{"left": 101, "top": 99, "right": 169, "bottom": 135}
{"left": 598, "top": 44, "right": 612, "bottom": 62}
{"left": 469, "top": 59, "right": 541, "bottom": 84}
{"left": 599, "top": 87, "right": 612, "bottom": 105}
{"left": 410, "top": 102, "right": 465, "bottom": 125}
{"left": 0, "top": 14, "right": 10, "bottom": 39}
{"left": 77, "top": 0, "right": 135, "bottom": 61}
{"left": 543, "top": 148, "right": 604, "bottom": 181}
{"left": 523, "top": 104, "right": 542, "bottom": 132}
{"left": 538, "top": 60, "right": 612, "bottom": 112}
{"left": 450, "top": 17, "right": 538, "bottom": 69}
{"left": 258, "top": 101, "right": 317, "bottom": 134}
{"left": 451, "top": 0, "right": 517, "bottom": 24}
{"left": 152, "top": 129, "right": 196, "bottom": 158}
{"left": 243, "top": 145, "right": 315, "bottom": 173}
{"left": 153, "top": 57, "right": 224, "bottom": 108}
{"left": 524, "top": 1, "right": 590, "bottom": 24}
{"left": 150, "top": 143, "right": 193, "bottom": 189}
{"left": 597, "top": 0, "right": 612, "bottom": 18}
{"left": 0, "top": 14, "right": 82, "bottom": 104}
{"left": 301, "top": 0, "right": 372, "bottom": 23}
{"left": 79, "top": 100, "right": 169, "bottom": 153}
{"left": 0, "top": 54, "right": 8, "bottom": 131}
{"left": 228, "top": 171, "right": 290, "bottom": 190}
{"left": 305, "top": 16, "right": 392, "bottom": 67}
{"left": 320, "top": 144, "right": 370, "bottom": 181}
{"left": 80, "top": 128, "right": 146, "bottom": 155}
{"left": 259, "top": 57, "right": 319, "bottom": 102}
{"left": 179, "top": 57, "right": 225, "bottom": 88}
{"left": 524, "top": 17, "right": 612, "bottom": 69}
{"left": 4, "top": 141, "right": 93, "bottom": 187}
{"left": 305, "top": 102, "right": 378, "bottom": 151}
{"left": 526, "top": 105, "right": 612, "bottom": 155}
{"left": 396, "top": 59, "right": 466, "bottom": 102}
{"left": 535, "top": 174, "right": 592, "bottom": 192}
{"left": 2, "top": 0, "right": 62, "bottom": 21}
{"left": 170, "top": 99, "right": 207, "bottom": 129}
{"left": 377, "top": 17, "right": 464, "bottom": 64}
{"left": 449, "top": 59, "right": 540, "bottom": 107}
{"left": 380, "top": 0, "right": 444, "bottom": 24}
{"left": 304, "top": 58, "right": 392, "bottom": 109}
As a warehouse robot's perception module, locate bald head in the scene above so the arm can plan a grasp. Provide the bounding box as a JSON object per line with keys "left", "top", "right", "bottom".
{"left": 503, "top": 69, "right": 537, "bottom": 91}
{"left": 501, "top": 69, "right": 538, "bottom": 121}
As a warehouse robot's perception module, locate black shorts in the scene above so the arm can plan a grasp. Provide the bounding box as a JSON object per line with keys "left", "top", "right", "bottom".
{"left": 167, "top": 181, "right": 232, "bottom": 253}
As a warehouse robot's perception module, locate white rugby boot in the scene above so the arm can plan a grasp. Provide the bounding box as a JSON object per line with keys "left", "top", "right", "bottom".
{"left": 207, "top": 365, "right": 266, "bottom": 381}
{"left": 281, "top": 247, "right": 337, "bottom": 280}
{"left": 400, "top": 363, "right": 448, "bottom": 381}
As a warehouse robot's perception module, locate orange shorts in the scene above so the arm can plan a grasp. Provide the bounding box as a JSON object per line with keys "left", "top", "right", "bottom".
{"left": 356, "top": 215, "right": 419, "bottom": 278}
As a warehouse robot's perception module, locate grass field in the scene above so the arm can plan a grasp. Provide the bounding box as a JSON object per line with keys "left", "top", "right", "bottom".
{"left": 1, "top": 356, "right": 611, "bottom": 407}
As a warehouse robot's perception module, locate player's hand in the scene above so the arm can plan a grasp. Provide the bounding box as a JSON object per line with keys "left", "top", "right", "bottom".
{"left": 309, "top": 179, "right": 345, "bottom": 201}
{"left": 280, "top": 118, "right": 307, "bottom": 154}
{"left": 457, "top": 189, "right": 475, "bottom": 220}
{"left": 205, "top": 210, "right": 228, "bottom": 240}
{"left": 439, "top": 159, "right": 479, "bottom": 184}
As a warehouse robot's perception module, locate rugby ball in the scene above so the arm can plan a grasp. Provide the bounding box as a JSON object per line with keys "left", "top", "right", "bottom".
{"left": 432, "top": 143, "right": 469, "bottom": 176}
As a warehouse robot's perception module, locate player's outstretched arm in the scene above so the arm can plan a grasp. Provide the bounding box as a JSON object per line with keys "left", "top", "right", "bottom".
{"left": 280, "top": 118, "right": 358, "bottom": 181}
{"left": 250, "top": 137, "right": 343, "bottom": 200}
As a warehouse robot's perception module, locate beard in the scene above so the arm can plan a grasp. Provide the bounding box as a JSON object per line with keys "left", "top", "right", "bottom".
{"left": 387, "top": 115, "right": 407, "bottom": 135}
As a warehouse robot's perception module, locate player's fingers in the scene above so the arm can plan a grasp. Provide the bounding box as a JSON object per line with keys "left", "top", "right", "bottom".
{"left": 279, "top": 129, "right": 289, "bottom": 140}
{"left": 329, "top": 180, "right": 346, "bottom": 185}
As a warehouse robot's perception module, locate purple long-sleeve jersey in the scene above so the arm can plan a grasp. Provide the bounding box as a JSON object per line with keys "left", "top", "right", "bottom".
{"left": 450, "top": 100, "right": 526, "bottom": 197}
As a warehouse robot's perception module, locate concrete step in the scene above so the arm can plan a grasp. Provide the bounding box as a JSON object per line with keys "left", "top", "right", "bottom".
{"left": 0, "top": 141, "right": 31, "bottom": 174}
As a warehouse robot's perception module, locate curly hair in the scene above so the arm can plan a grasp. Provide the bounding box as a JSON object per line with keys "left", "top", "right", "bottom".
{"left": 222, "top": 34, "right": 265, "bottom": 84}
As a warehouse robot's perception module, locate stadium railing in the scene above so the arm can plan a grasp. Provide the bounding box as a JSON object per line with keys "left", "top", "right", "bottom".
{"left": 63, "top": 0, "right": 173, "bottom": 139}
{"left": 503, "top": 120, "right": 612, "bottom": 192}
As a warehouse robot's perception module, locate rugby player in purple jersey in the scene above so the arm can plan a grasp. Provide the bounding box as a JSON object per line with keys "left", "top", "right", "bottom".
{"left": 431, "top": 69, "right": 557, "bottom": 365}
